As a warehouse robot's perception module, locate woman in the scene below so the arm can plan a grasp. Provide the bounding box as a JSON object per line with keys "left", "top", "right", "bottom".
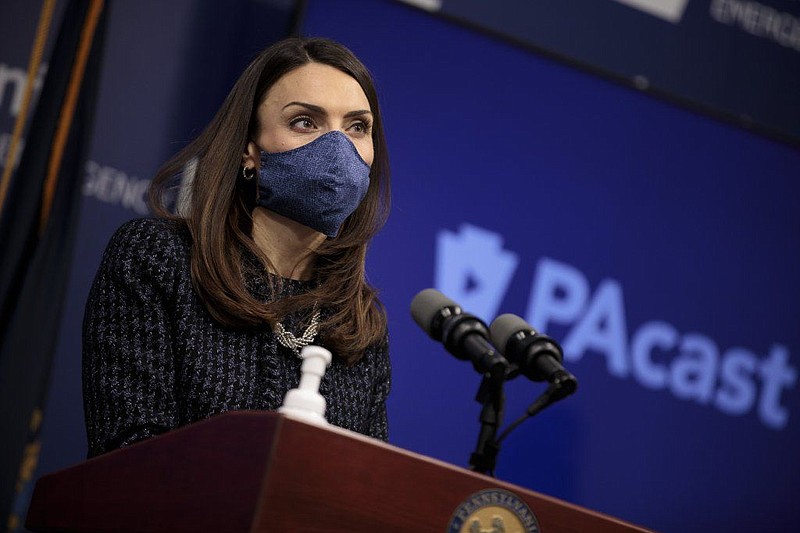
{"left": 82, "top": 37, "right": 391, "bottom": 457}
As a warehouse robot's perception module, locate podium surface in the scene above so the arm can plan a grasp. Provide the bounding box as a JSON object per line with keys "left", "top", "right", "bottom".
{"left": 27, "top": 411, "right": 653, "bottom": 532}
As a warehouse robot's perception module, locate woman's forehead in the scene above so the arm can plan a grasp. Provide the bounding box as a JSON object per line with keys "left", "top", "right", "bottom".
{"left": 262, "top": 63, "right": 370, "bottom": 111}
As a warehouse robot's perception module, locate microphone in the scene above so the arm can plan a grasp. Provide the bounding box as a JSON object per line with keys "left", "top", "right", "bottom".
{"left": 411, "top": 288, "right": 509, "bottom": 377}
{"left": 490, "top": 313, "right": 577, "bottom": 396}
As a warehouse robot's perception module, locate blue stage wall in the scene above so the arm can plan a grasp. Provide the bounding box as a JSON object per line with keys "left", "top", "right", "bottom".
{"left": 302, "top": 1, "right": 799, "bottom": 532}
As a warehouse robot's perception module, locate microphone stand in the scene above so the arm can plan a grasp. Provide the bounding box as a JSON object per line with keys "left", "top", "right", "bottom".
{"left": 469, "top": 368, "right": 578, "bottom": 476}
{"left": 468, "top": 365, "right": 506, "bottom": 476}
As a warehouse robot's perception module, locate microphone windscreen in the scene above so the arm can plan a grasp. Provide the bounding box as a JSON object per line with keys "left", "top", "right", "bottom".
{"left": 410, "top": 288, "right": 457, "bottom": 334}
{"left": 489, "top": 313, "right": 535, "bottom": 354}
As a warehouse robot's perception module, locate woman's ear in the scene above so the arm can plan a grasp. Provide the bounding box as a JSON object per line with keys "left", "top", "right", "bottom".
{"left": 242, "top": 140, "right": 261, "bottom": 170}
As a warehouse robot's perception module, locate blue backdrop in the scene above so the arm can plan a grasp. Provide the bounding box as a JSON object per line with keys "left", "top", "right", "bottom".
{"left": 1, "top": 1, "right": 797, "bottom": 532}
{"left": 302, "top": 1, "right": 800, "bottom": 532}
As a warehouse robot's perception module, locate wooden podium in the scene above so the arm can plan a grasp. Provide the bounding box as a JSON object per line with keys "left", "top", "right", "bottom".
{"left": 26, "top": 412, "right": 653, "bottom": 532}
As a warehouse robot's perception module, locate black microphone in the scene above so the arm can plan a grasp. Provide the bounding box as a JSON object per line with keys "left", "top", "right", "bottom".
{"left": 490, "top": 313, "right": 577, "bottom": 396}
{"left": 411, "top": 288, "right": 509, "bottom": 377}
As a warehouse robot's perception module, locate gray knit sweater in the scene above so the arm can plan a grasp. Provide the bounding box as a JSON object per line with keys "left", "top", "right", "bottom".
{"left": 82, "top": 218, "right": 390, "bottom": 457}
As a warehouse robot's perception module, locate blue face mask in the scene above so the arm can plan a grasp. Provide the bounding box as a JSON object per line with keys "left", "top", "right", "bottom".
{"left": 256, "top": 131, "right": 371, "bottom": 238}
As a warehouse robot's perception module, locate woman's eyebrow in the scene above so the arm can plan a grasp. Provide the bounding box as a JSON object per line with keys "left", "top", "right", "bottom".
{"left": 283, "top": 101, "right": 372, "bottom": 118}
{"left": 283, "top": 101, "right": 325, "bottom": 113}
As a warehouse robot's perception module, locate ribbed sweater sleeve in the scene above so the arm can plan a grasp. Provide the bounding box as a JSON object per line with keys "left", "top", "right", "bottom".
{"left": 82, "top": 218, "right": 182, "bottom": 457}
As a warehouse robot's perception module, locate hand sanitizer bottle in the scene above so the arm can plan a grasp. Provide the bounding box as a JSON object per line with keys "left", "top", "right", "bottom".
{"left": 279, "top": 345, "right": 332, "bottom": 426}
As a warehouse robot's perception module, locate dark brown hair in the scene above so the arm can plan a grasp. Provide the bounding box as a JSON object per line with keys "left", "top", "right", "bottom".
{"left": 148, "top": 37, "right": 390, "bottom": 364}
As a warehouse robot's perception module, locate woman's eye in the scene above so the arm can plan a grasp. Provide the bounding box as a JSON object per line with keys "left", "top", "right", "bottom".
{"left": 350, "top": 121, "right": 371, "bottom": 135}
{"left": 290, "top": 116, "right": 315, "bottom": 130}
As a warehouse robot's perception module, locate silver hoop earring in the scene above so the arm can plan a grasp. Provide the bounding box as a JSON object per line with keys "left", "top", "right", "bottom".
{"left": 242, "top": 166, "right": 255, "bottom": 180}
